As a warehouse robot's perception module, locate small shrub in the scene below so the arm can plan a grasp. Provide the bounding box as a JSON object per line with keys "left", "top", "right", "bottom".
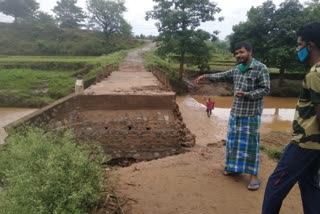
{"left": 260, "top": 145, "right": 283, "bottom": 160}
{"left": 269, "top": 79, "right": 301, "bottom": 97}
{"left": 0, "top": 127, "right": 108, "bottom": 214}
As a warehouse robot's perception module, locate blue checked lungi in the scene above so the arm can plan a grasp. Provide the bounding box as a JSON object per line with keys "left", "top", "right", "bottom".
{"left": 224, "top": 114, "right": 261, "bottom": 175}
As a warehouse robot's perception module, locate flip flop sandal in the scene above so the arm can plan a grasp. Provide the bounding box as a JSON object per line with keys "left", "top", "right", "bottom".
{"left": 248, "top": 180, "right": 262, "bottom": 191}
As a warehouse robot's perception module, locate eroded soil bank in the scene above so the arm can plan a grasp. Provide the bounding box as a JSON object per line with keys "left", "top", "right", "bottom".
{"left": 114, "top": 94, "right": 302, "bottom": 214}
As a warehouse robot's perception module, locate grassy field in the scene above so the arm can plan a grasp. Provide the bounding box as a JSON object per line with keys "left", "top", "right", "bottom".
{"left": 0, "top": 51, "right": 128, "bottom": 64}
{"left": 0, "top": 51, "right": 128, "bottom": 107}
{"left": 0, "top": 69, "right": 75, "bottom": 104}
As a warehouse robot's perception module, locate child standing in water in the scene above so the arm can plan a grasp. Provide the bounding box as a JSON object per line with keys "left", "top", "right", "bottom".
{"left": 206, "top": 98, "right": 214, "bottom": 117}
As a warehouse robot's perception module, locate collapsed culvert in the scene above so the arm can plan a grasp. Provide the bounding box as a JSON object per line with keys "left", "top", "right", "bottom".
{"left": 72, "top": 107, "right": 195, "bottom": 165}
{"left": 4, "top": 94, "right": 195, "bottom": 166}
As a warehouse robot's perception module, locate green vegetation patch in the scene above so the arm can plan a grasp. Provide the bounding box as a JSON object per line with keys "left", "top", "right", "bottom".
{"left": 144, "top": 50, "right": 177, "bottom": 79}
{"left": 0, "top": 23, "right": 139, "bottom": 56}
{"left": 260, "top": 145, "right": 283, "bottom": 160}
{"left": 0, "top": 127, "right": 108, "bottom": 214}
{"left": 0, "top": 50, "right": 129, "bottom": 107}
{"left": 82, "top": 50, "right": 128, "bottom": 81}
{"left": 0, "top": 68, "right": 75, "bottom": 107}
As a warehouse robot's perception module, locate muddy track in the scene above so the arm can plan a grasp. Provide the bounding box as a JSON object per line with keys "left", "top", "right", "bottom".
{"left": 112, "top": 44, "right": 303, "bottom": 214}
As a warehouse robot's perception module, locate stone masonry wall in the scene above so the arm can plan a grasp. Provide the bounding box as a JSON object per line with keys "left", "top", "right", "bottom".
{"left": 4, "top": 93, "right": 195, "bottom": 161}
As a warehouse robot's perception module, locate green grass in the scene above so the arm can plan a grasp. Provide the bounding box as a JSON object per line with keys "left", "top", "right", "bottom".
{"left": 260, "top": 145, "right": 283, "bottom": 160}
{"left": 0, "top": 68, "right": 75, "bottom": 104}
{"left": 0, "top": 55, "right": 97, "bottom": 62}
{"left": 0, "top": 51, "right": 128, "bottom": 65}
{"left": 82, "top": 50, "right": 128, "bottom": 81}
{"left": 0, "top": 50, "right": 129, "bottom": 107}
{"left": 0, "top": 127, "right": 107, "bottom": 214}
{"left": 143, "top": 50, "right": 177, "bottom": 79}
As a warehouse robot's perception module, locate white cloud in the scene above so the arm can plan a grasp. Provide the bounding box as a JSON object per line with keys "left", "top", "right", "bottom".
{"left": 1, "top": 0, "right": 308, "bottom": 39}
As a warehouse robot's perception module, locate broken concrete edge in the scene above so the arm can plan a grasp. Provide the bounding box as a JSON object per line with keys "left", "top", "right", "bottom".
{"left": 83, "top": 64, "right": 115, "bottom": 89}
{"left": 151, "top": 66, "right": 173, "bottom": 91}
{"left": 1, "top": 66, "right": 196, "bottom": 162}
{"left": 3, "top": 93, "right": 78, "bottom": 133}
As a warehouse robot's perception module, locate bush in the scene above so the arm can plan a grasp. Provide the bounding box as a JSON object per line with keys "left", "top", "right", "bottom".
{"left": 260, "top": 145, "right": 283, "bottom": 160}
{"left": 0, "top": 127, "right": 107, "bottom": 214}
{"left": 269, "top": 79, "right": 301, "bottom": 97}
{"left": 0, "top": 23, "right": 139, "bottom": 56}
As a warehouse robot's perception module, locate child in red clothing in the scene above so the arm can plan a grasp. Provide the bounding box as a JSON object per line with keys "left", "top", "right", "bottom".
{"left": 206, "top": 98, "right": 215, "bottom": 117}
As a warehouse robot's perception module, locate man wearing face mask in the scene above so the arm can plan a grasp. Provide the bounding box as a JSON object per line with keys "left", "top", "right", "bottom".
{"left": 194, "top": 41, "right": 270, "bottom": 191}
{"left": 262, "top": 22, "right": 320, "bottom": 214}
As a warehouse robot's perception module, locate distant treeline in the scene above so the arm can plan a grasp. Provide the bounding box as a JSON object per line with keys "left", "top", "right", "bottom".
{"left": 0, "top": 22, "right": 141, "bottom": 56}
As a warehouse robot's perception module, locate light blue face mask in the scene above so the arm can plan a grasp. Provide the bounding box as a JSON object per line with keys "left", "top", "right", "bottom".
{"left": 297, "top": 47, "right": 309, "bottom": 62}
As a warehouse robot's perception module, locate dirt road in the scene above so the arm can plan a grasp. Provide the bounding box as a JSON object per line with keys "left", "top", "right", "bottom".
{"left": 114, "top": 97, "right": 302, "bottom": 214}
{"left": 109, "top": 42, "right": 303, "bottom": 214}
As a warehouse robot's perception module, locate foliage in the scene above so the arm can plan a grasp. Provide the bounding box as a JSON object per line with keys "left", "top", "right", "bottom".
{"left": 0, "top": 51, "right": 128, "bottom": 107}
{"left": 0, "top": 68, "right": 75, "bottom": 107}
{"left": 229, "top": 0, "right": 277, "bottom": 61}
{"left": 260, "top": 145, "right": 283, "bottom": 160}
{"left": 269, "top": 79, "right": 301, "bottom": 97}
{"left": 31, "top": 11, "right": 57, "bottom": 28}
{"left": 82, "top": 50, "right": 128, "bottom": 81}
{"left": 0, "top": 22, "right": 138, "bottom": 56}
{"left": 0, "top": 0, "right": 39, "bottom": 22}
{"left": 208, "top": 40, "right": 232, "bottom": 58}
{"left": 146, "top": 0, "right": 222, "bottom": 80}
{"left": 86, "top": 0, "right": 132, "bottom": 38}
{"left": 0, "top": 127, "right": 107, "bottom": 214}
{"left": 53, "top": 0, "right": 87, "bottom": 28}
{"left": 228, "top": 0, "right": 320, "bottom": 86}
{"left": 144, "top": 49, "right": 176, "bottom": 79}
{"left": 303, "top": 0, "right": 320, "bottom": 22}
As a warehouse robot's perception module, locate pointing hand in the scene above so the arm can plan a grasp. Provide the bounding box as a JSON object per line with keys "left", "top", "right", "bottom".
{"left": 194, "top": 75, "right": 205, "bottom": 84}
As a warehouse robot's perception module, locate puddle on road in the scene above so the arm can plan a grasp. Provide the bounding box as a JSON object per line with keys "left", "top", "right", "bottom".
{"left": 180, "top": 95, "right": 296, "bottom": 134}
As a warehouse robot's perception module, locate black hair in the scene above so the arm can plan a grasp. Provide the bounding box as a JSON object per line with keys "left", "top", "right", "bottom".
{"left": 297, "top": 22, "right": 320, "bottom": 48}
{"left": 234, "top": 41, "right": 253, "bottom": 52}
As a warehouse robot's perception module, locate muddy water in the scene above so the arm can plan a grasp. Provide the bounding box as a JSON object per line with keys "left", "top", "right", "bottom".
{"left": 178, "top": 96, "right": 297, "bottom": 135}
{"left": 0, "top": 108, "right": 37, "bottom": 128}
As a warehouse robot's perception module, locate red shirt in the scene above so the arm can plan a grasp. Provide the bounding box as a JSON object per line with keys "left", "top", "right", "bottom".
{"left": 206, "top": 100, "right": 214, "bottom": 109}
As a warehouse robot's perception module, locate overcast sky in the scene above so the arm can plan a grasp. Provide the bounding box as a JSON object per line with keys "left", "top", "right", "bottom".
{"left": 0, "top": 0, "right": 308, "bottom": 39}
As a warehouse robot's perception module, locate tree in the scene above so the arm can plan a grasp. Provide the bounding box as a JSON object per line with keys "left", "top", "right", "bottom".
{"left": 0, "top": 0, "right": 39, "bottom": 23}
{"left": 146, "top": 0, "right": 222, "bottom": 80}
{"left": 303, "top": 0, "right": 320, "bottom": 23}
{"left": 229, "top": 0, "right": 304, "bottom": 86}
{"left": 268, "top": 0, "right": 304, "bottom": 86}
{"left": 52, "top": 0, "right": 86, "bottom": 28}
{"left": 35, "top": 11, "right": 57, "bottom": 27}
{"left": 86, "top": 0, "right": 131, "bottom": 38}
{"left": 229, "top": 0, "right": 276, "bottom": 62}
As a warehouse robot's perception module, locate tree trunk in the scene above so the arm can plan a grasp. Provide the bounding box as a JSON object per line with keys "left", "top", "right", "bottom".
{"left": 278, "top": 65, "right": 286, "bottom": 87}
{"left": 179, "top": 52, "right": 185, "bottom": 80}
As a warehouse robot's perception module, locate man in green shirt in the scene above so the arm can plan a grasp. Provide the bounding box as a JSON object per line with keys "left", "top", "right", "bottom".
{"left": 194, "top": 42, "right": 270, "bottom": 191}
{"left": 262, "top": 22, "right": 320, "bottom": 214}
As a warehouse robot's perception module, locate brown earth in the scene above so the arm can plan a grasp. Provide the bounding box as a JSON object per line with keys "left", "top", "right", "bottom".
{"left": 100, "top": 43, "right": 302, "bottom": 214}
{"left": 0, "top": 42, "right": 301, "bottom": 213}
{"left": 113, "top": 97, "right": 302, "bottom": 214}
